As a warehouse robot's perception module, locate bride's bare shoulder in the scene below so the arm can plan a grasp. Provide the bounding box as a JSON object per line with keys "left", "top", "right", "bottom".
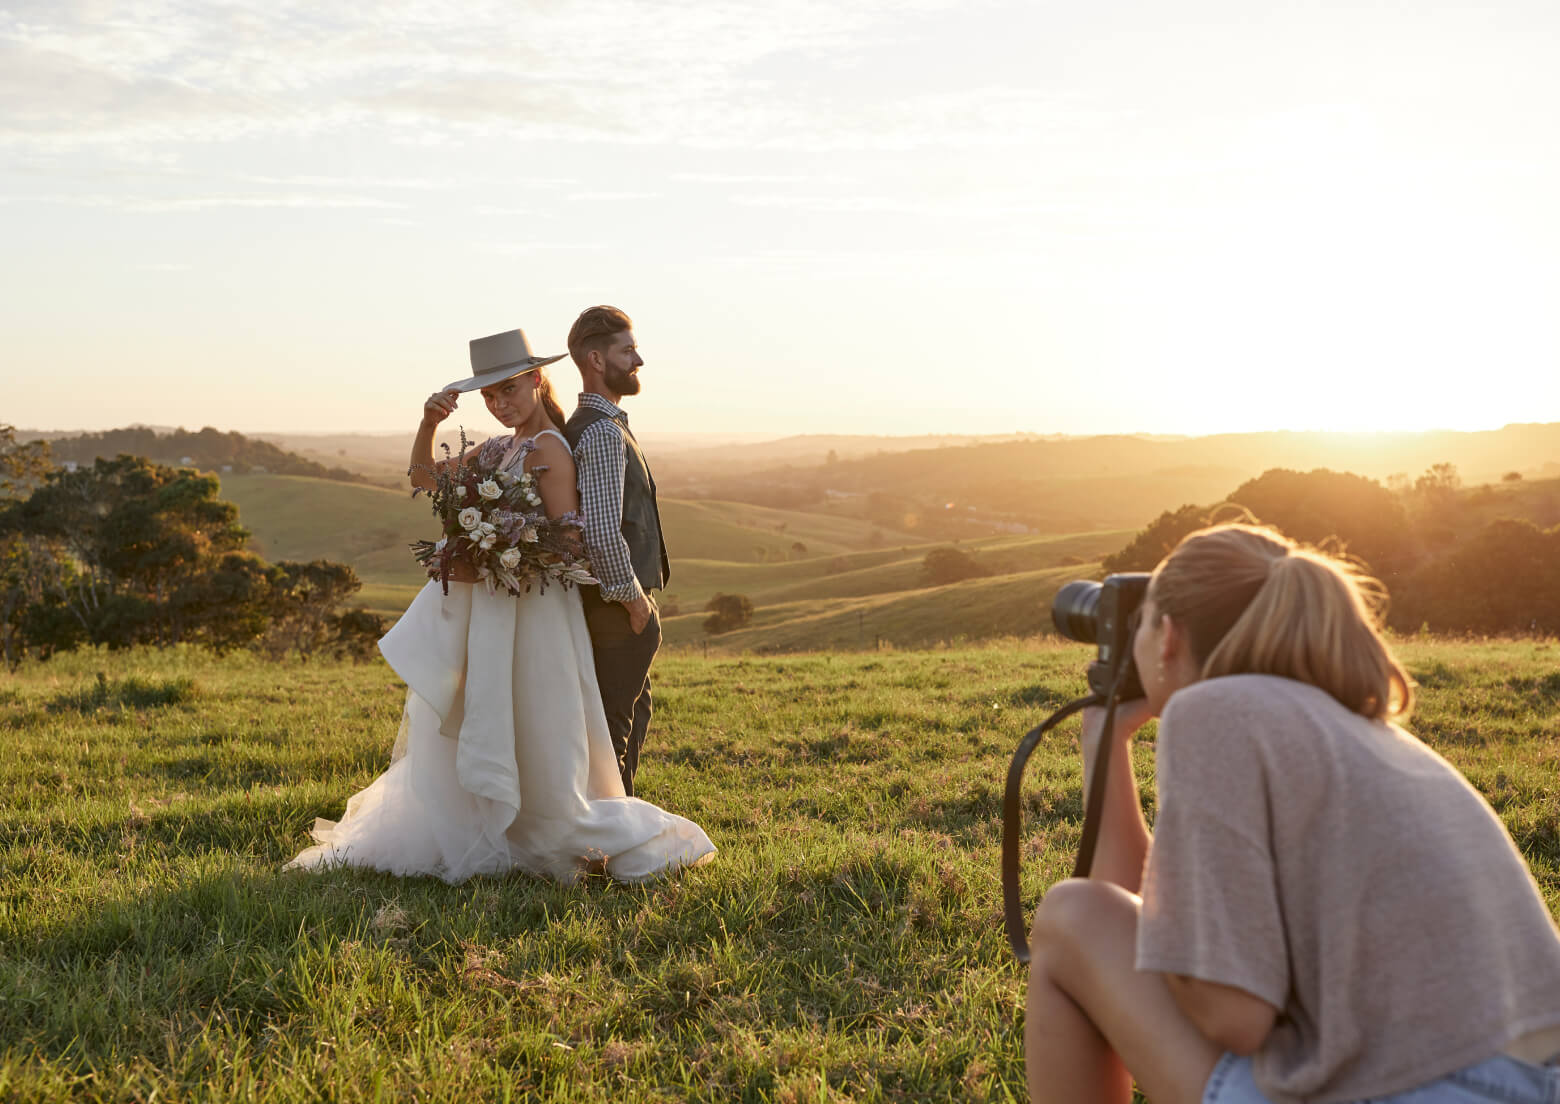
{"left": 526, "top": 430, "right": 575, "bottom": 473}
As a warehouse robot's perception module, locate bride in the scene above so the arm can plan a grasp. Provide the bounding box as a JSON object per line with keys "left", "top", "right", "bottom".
{"left": 286, "top": 329, "right": 715, "bottom": 884}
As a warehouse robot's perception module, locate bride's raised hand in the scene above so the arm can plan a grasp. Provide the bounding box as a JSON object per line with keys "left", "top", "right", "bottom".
{"left": 423, "top": 388, "right": 459, "bottom": 426}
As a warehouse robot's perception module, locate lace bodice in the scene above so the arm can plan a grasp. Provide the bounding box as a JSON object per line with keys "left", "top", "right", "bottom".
{"left": 499, "top": 428, "right": 569, "bottom": 472}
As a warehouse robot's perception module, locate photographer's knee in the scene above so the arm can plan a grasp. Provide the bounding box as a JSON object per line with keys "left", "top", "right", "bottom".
{"left": 1032, "top": 878, "right": 1131, "bottom": 956}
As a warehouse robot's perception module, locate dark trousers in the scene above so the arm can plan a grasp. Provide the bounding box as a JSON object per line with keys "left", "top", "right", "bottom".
{"left": 580, "top": 586, "right": 661, "bottom": 797}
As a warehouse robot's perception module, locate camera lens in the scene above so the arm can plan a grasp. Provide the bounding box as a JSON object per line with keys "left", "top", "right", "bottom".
{"left": 1052, "top": 580, "right": 1102, "bottom": 643}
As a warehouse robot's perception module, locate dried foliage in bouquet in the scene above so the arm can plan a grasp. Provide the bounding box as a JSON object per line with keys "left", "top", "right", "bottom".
{"left": 409, "top": 428, "right": 596, "bottom": 595}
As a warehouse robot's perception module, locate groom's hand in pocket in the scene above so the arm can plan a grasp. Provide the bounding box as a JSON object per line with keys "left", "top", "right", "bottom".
{"left": 625, "top": 593, "right": 653, "bottom": 635}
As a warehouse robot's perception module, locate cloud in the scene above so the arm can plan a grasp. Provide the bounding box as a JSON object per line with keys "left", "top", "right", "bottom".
{"left": 730, "top": 192, "right": 1050, "bottom": 217}
{"left": 239, "top": 173, "right": 462, "bottom": 190}
{"left": 566, "top": 191, "right": 659, "bottom": 202}
{"left": 671, "top": 172, "right": 838, "bottom": 185}
{"left": 4, "top": 190, "right": 406, "bottom": 212}
{"left": 475, "top": 241, "right": 607, "bottom": 255}
{"left": 0, "top": 0, "right": 988, "bottom": 159}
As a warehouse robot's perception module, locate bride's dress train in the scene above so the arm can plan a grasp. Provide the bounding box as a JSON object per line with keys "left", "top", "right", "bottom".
{"left": 286, "top": 577, "right": 715, "bottom": 884}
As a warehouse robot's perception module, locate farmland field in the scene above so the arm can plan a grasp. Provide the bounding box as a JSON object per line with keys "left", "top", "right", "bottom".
{"left": 2, "top": 638, "right": 1556, "bottom": 1101}
{"left": 220, "top": 472, "right": 1131, "bottom": 648}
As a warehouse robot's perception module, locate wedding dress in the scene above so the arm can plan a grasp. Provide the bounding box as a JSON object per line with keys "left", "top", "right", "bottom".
{"left": 286, "top": 431, "right": 715, "bottom": 884}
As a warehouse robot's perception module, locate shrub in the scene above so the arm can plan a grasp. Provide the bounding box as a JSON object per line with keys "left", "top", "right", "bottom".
{"left": 329, "top": 608, "right": 388, "bottom": 662}
{"left": 703, "top": 593, "right": 753, "bottom": 634}
{"left": 920, "top": 546, "right": 990, "bottom": 586}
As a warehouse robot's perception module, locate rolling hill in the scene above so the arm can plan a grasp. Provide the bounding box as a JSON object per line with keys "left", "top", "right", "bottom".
{"left": 661, "top": 563, "right": 1108, "bottom": 653}
{"left": 216, "top": 471, "right": 1127, "bottom": 644}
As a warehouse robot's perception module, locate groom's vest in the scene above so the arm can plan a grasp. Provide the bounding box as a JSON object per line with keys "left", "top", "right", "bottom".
{"left": 564, "top": 407, "right": 670, "bottom": 593}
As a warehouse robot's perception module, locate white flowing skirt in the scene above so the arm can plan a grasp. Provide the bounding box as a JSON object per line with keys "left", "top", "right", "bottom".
{"left": 286, "top": 580, "right": 715, "bottom": 884}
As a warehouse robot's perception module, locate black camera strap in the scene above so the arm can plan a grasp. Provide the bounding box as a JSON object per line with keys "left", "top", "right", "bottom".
{"left": 1001, "top": 692, "right": 1099, "bottom": 964}
{"left": 1072, "top": 665, "right": 1133, "bottom": 882}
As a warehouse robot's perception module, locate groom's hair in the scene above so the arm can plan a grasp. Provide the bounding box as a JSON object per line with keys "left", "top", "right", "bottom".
{"left": 568, "top": 305, "right": 633, "bottom": 370}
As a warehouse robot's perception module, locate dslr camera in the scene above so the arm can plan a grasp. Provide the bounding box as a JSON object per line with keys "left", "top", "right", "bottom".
{"left": 1050, "top": 573, "right": 1152, "bottom": 701}
{"left": 1002, "top": 571, "right": 1154, "bottom": 961}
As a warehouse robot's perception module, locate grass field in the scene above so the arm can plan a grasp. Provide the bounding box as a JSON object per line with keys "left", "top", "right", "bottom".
{"left": 2, "top": 639, "right": 1556, "bottom": 1101}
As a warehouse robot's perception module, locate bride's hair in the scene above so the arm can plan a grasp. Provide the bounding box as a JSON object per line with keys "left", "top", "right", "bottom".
{"left": 536, "top": 369, "right": 567, "bottom": 432}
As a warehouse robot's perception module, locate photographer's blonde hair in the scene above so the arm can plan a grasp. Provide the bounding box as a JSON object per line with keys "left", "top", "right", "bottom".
{"left": 1151, "top": 523, "right": 1413, "bottom": 721}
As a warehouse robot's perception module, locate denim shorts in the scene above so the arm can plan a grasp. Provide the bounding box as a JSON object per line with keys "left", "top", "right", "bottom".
{"left": 1203, "top": 1051, "right": 1560, "bottom": 1104}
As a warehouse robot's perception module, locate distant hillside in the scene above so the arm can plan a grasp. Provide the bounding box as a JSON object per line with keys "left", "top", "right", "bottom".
{"left": 654, "top": 431, "right": 1048, "bottom": 477}
{"left": 670, "top": 423, "right": 1560, "bottom": 535}
{"left": 213, "top": 470, "right": 1129, "bottom": 646}
{"left": 220, "top": 476, "right": 928, "bottom": 587}
{"left": 253, "top": 429, "right": 505, "bottom": 488}
{"left": 33, "top": 426, "right": 376, "bottom": 486}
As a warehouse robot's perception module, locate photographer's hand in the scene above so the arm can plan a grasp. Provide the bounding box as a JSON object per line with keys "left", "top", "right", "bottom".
{"left": 1080, "top": 697, "right": 1156, "bottom": 758}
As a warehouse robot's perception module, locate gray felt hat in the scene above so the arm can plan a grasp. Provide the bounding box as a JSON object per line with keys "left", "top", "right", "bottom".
{"left": 444, "top": 329, "right": 566, "bottom": 392}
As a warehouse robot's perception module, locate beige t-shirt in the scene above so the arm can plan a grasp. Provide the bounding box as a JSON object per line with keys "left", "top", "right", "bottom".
{"left": 1136, "top": 674, "right": 1560, "bottom": 1104}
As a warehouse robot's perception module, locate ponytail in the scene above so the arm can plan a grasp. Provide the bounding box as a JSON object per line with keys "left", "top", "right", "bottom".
{"left": 536, "top": 370, "right": 567, "bottom": 432}
{"left": 1153, "top": 524, "right": 1413, "bottom": 721}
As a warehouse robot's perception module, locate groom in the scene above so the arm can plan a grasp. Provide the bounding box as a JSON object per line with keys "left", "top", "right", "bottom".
{"left": 564, "top": 305, "right": 671, "bottom": 797}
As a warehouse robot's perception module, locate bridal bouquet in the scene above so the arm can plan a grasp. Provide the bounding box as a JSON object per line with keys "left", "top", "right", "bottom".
{"left": 410, "top": 428, "right": 597, "bottom": 595}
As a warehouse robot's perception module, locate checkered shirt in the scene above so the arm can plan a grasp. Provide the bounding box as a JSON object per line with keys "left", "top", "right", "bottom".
{"left": 572, "top": 392, "right": 646, "bottom": 604}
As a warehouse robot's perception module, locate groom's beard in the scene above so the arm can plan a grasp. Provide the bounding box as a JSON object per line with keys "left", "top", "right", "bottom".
{"left": 606, "top": 363, "right": 641, "bottom": 396}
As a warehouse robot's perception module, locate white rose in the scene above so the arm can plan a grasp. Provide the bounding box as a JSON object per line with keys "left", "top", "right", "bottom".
{"left": 527, "top": 493, "right": 541, "bottom": 506}
{"left": 479, "top": 533, "right": 496, "bottom": 550}
{"left": 477, "top": 479, "right": 502, "bottom": 500}
{"left": 521, "top": 527, "right": 540, "bottom": 543}
{"left": 458, "top": 506, "right": 482, "bottom": 531}
{"left": 479, "top": 521, "right": 496, "bottom": 536}
{"left": 454, "top": 485, "right": 467, "bottom": 498}
{"left": 499, "top": 547, "right": 522, "bottom": 570}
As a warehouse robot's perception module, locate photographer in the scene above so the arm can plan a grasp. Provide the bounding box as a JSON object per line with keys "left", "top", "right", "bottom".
{"left": 1025, "top": 524, "right": 1560, "bottom": 1104}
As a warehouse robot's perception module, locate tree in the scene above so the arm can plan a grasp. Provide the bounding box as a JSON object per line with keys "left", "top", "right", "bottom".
{"left": 8, "top": 455, "right": 251, "bottom": 647}
{"left": 172, "top": 552, "right": 274, "bottom": 654}
{"left": 703, "top": 592, "right": 753, "bottom": 634}
{"left": 0, "top": 453, "right": 368, "bottom": 663}
{"left": 1415, "top": 462, "right": 1462, "bottom": 497}
{"left": 1102, "top": 469, "right": 1417, "bottom": 592}
{"left": 0, "top": 532, "right": 80, "bottom": 667}
{"left": 1394, "top": 518, "right": 1560, "bottom": 634}
{"left": 261, "top": 560, "right": 364, "bottom": 660}
{"left": 1226, "top": 468, "right": 1415, "bottom": 581}
{"left": 1, "top": 429, "right": 68, "bottom": 667}
{"left": 1408, "top": 462, "right": 1465, "bottom": 551}
{"left": 920, "top": 546, "right": 989, "bottom": 586}
{"left": 0, "top": 425, "right": 52, "bottom": 500}
{"left": 1102, "top": 504, "right": 1217, "bottom": 573}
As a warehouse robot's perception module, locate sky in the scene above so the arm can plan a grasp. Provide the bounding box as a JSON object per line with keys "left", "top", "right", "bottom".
{"left": 3, "top": 0, "right": 1559, "bottom": 439}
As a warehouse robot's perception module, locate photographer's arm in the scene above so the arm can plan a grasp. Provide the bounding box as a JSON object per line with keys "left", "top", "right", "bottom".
{"left": 1079, "top": 699, "right": 1155, "bottom": 892}
{"left": 1165, "top": 975, "right": 1278, "bottom": 1055}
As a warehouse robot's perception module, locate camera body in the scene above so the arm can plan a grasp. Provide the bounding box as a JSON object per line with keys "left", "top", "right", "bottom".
{"left": 1051, "top": 573, "right": 1151, "bottom": 701}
